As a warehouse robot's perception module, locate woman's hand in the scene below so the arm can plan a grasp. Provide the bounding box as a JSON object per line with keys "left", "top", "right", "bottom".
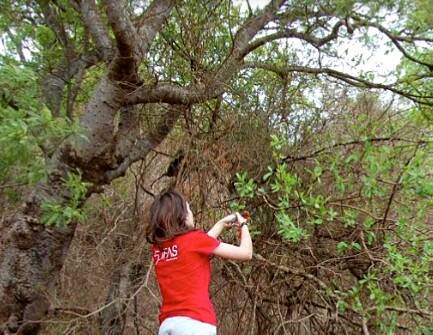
{"left": 222, "top": 212, "right": 247, "bottom": 229}
{"left": 212, "top": 212, "right": 253, "bottom": 261}
{"left": 208, "top": 213, "right": 236, "bottom": 238}
{"left": 235, "top": 212, "right": 247, "bottom": 225}
{"left": 218, "top": 213, "right": 237, "bottom": 226}
{"left": 208, "top": 212, "right": 250, "bottom": 238}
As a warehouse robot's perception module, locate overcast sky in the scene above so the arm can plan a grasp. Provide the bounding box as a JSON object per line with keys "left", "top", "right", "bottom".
{"left": 237, "top": 0, "right": 402, "bottom": 83}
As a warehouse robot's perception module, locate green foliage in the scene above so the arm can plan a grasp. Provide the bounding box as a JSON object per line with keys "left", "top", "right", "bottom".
{"left": 234, "top": 171, "right": 257, "bottom": 198}
{"left": 41, "top": 171, "right": 90, "bottom": 227}
{"left": 407, "top": 0, "right": 433, "bottom": 29}
{"left": 276, "top": 211, "right": 306, "bottom": 242}
{"left": 0, "top": 63, "right": 81, "bottom": 198}
{"left": 234, "top": 94, "right": 433, "bottom": 332}
{"left": 149, "top": 0, "right": 243, "bottom": 85}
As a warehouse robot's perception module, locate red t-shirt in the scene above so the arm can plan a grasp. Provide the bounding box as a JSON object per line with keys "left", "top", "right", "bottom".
{"left": 152, "top": 230, "right": 221, "bottom": 325}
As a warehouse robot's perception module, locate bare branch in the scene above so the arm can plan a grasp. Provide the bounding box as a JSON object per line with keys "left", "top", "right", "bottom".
{"left": 361, "top": 318, "right": 371, "bottom": 335}
{"left": 103, "top": 0, "right": 176, "bottom": 58}
{"left": 350, "top": 15, "right": 433, "bottom": 71}
{"left": 127, "top": 41, "right": 432, "bottom": 108}
{"left": 104, "top": 0, "right": 140, "bottom": 60}
{"left": 211, "top": 0, "right": 286, "bottom": 86}
{"left": 254, "top": 253, "right": 336, "bottom": 298}
{"left": 366, "top": 305, "right": 433, "bottom": 317}
{"left": 105, "top": 104, "right": 187, "bottom": 181}
{"left": 280, "top": 137, "right": 429, "bottom": 163}
{"left": 135, "top": 0, "right": 177, "bottom": 55}
{"left": 232, "top": 0, "right": 286, "bottom": 57}
{"left": 349, "top": 14, "right": 433, "bottom": 43}
{"left": 104, "top": 0, "right": 177, "bottom": 83}
{"left": 242, "top": 62, "right": 433, "bottom": 106}
{"left": 36, "top": 1, "right": 102, "bottom": 118}
{"left": 380, "top": 144, "right": 421, "bottom": 228}
{"left": 41, "top": 52, "right": 99, "bottom": 118}
{"left": 75, "top": 0, "right": 113, "bottom": 61}
{"left": 246, "top": 19, "right": 345, "bottom": 54}
{"left": 126, "top": 82, "right": 209, "bottom": 105}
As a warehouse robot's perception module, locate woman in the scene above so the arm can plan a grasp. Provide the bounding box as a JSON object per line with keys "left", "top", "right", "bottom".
{"left": 147, "top": 190, "right": 253, "bottom": 335}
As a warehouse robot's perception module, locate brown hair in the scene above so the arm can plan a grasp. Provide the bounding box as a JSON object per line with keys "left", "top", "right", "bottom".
{"left": 146, "top": 190, "right": 194, "bottom": 244}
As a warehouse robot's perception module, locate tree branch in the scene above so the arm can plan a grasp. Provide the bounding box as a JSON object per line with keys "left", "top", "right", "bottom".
{"left": 41, "top": 52, "right": 99, "bottom": 118}
{"left": 104, "top": 0, "right": 177, "bottom": 84}
{"left": 281, "top": 137, "right": 428, "bottom": 163}
{"left": 37, "top": 1, "right": 101, "bottom": 118}
{"left": 211, "top": 0, "right": 286, "bottom": 86}
{"left": 105, "top": 104, "right": 188, "bottom": 181}
{"left": 380, "top": 144, "right": 421, "bottom": 227}
{"left": 74, "top": 0, "right": 113, "bottom": 61}
{"left": 126, "top": 82, "right": 208, "bottom": 105}
{"left": 104, "top": 0, "right": 140, "bottom": 59}
{"left": 254, "top": 253, "right": 336, "bottom": 298}
{"left": 351, "top": 16, "right": 433, "bottom": 71}
{"left": 246, "top": 19, "right": 344, "bottom": 54}
{"left": 242, "top": 62, "right": 433, "bottom": 106}
{"left": 135, "top": 0, "right": 177, "bottom": 55}
{"left": 103, "top": 0, "right": 177, "bottom": 59}
{"left": 126, "top": 0, "right": 287, "bottom": 105}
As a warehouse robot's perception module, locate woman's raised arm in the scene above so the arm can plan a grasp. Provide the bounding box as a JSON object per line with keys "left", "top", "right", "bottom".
{"left": 212, "top": 225, "right": 252, "bottom": 261}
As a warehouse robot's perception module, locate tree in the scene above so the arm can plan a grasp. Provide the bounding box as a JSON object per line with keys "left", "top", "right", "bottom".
{"left": 0, "top": 0, "right": 432, "bottom": 334}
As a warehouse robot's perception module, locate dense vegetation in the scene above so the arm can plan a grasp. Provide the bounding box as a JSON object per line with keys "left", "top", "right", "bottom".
{"left": 0, "top": 0, "right": 432, "bottom": 334}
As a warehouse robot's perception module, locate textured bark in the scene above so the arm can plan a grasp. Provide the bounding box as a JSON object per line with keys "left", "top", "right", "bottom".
{"left": 77, "top": 0, "right": 114, "bottom": 62}
{"left": 0, "top": 220, "right": 75, "bottom": 335}
{"left": 0, "top": 98, "right": 184, "bottom": 335}
{"left": 41, "top": 70, "right": 67, "bottom": 118}
{"left": 106, "top": 104, "right": 186, "bottom": 181}
{"left": 99, "top": 262, "right": 144, "bottom": 335}
{"left": 0, "top": 169, "right": 77, "bottom": 335}
{"left": 0, "top": 80, "right": 180, "bottom": 334}
{"left": 0, "top": 61, "right": 188, "bottom": 335}
{"left": 41, "top": 53, "right": 98, "bottom": 119}
{"left": 72, "top": 75, "right": 124, "bottom": 173}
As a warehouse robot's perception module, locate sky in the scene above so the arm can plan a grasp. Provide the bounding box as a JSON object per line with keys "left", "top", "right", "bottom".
{"left": 237, "top": 0, "right": 402, "bottom": 83}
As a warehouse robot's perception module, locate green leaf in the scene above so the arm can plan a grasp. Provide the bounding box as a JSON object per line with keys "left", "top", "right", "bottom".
{"left": 276, "top": 212, "right": 306, "bottom": 242}
{"left": 337, "top": 241, "right": 349, "bottom": 254}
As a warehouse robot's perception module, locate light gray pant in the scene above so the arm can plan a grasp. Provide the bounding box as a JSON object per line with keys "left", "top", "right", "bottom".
{"left": 158, "top": 316, "right": 217, "bottom": 335}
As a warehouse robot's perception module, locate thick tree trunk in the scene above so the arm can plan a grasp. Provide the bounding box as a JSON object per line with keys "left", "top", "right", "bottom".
{"left": 99, "top": 262, "right": 144, "bottom": 335}
{"left": 0, "top": 1, "right": 194, "bottom": 332}
{"left": 0, "top": 77, "right": 183, "bottom": 335}
{"left": 0, "top": 213, "right": 76, "bottom": 335}
{"left": 0, "top": 67, "right": 125, "bottom": 333}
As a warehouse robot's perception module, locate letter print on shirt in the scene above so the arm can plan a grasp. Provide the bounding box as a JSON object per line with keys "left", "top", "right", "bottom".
{"left": 153, "top": 245, "right": 179, "bottom": 264}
